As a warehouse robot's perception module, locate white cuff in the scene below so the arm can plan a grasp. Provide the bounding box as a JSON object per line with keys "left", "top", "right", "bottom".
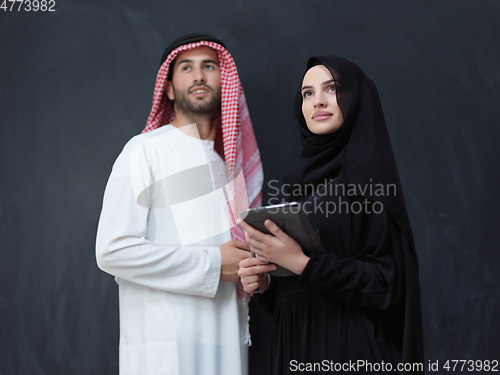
{"left": 203, "top": 246, "right": 222, "bottom": 297}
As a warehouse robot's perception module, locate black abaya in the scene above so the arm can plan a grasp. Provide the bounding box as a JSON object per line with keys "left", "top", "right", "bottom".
{"left": 253, "top": 56, "right": 424, "bottom": 374}
{"left": 255, "top": 191, "right": 423, "bottom": 374}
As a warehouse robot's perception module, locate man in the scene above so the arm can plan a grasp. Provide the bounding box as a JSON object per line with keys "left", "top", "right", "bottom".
{"left": 96, "top": 34, "right": 263, "bottom": 375}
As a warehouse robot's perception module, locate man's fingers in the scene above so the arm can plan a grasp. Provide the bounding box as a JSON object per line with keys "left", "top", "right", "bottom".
{"left": 234, "top": 240, "right": 251, "bottom": 251}
{"left": 222, "top": 274, "right": 240, "bottom": 283}
{"left": 238, "top": 251, "right": 252, "bottom": 262}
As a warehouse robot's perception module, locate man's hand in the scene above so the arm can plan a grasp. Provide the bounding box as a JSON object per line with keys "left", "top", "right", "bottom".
{"left": 219, "top": 240, "right": 251, "bottom": 282}
{"left": 238, "top": 257, "right": 276, "bottom": 294}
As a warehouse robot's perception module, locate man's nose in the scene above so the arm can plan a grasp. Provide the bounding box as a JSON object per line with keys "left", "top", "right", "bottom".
{"left": 193, "top": 67, "right": 206, "bottom": 83}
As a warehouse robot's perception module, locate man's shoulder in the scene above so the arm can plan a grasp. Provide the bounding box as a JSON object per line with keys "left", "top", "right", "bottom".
{"left": 111, "top": 125, "right": 174, "bottom": 172}
{"left": 121, "top": 124, "right": 174, "bottom": 154}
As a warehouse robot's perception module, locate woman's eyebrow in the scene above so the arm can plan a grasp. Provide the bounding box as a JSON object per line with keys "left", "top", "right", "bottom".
{"left": 301, "top": 80, "right": 336, "bottom": 91}
{"left": 321, "top": 79, "right": 336, "bottom": 86}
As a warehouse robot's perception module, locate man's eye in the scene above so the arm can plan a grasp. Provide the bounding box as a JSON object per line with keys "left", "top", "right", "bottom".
{"left": 205, "top": 65, "right": 214, "bottom": 70}
{"left": 182, "top": 66, "right": 191, "bottom": 71}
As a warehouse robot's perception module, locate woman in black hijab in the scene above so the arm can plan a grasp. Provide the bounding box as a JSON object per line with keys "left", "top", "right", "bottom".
{"left": 238, "top": 56, "right": 424, "bottom": 374}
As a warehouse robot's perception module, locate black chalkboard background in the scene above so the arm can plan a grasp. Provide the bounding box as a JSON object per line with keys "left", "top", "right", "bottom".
{"left": 1, "top": 1, "right": 499, "bottom": 374}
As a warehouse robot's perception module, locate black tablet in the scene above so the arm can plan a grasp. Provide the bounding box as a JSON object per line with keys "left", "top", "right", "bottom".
{"left": 240, "top": 202, "right": 324, "bottom": 276}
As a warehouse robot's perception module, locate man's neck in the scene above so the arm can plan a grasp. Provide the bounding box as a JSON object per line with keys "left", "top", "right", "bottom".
{"left": 170, "top": 110, "right": 219, "bottom": 141}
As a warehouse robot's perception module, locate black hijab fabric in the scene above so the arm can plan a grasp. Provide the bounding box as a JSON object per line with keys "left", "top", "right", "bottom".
{"left": 285, "top": 56, "right": 417, "bottom": 261}
{"left": 255, "top": 56, "right": 424, "bottom": 373}
{"left": 284, "top": 56, "right": 355, "bottom": 190}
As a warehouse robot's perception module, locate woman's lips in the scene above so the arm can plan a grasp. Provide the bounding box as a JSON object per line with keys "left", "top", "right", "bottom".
{"left": 312, "top": 111, "right": 333, "bottom": 121}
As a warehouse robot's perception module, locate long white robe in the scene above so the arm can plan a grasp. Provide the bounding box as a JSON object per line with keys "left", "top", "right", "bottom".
{"left": 96, "top": 124, "right": 248, "bottom": 375}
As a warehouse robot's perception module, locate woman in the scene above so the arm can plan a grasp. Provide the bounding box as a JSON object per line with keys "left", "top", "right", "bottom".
{"left": 238, "top": 56, "right": 424, "bottom": 374}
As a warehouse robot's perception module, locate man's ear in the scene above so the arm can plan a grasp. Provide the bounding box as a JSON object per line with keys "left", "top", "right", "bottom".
{"left": 165, "top": 80, "right": 175, "bottom": 101}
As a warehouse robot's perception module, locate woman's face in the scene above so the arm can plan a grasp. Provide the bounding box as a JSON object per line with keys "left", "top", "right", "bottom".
{"left": 301, "top": 65, "right": 344, "bottom": 135}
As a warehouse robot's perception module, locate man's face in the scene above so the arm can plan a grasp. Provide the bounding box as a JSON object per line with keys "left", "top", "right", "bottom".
{"left": 166, "top": 46, "right": 222, "bottom": 116}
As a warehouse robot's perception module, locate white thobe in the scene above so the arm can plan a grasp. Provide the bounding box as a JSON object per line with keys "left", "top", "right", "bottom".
{"left": 96, "top": 124, "right": 248, "bottom": 375}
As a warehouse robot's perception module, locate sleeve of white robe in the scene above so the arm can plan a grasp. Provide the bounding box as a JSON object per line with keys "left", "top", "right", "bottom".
{"left": 95, "top": 139, "right": 222, "bottom": 298}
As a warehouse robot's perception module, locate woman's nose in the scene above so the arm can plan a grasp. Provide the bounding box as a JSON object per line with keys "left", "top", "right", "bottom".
{"left": 314, "top": 93, "right": 327, "bottom": 108}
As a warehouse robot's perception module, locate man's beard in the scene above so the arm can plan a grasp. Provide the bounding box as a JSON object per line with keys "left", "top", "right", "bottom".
{"left": 173, "top": 84, "right": 221, "bottom": 115}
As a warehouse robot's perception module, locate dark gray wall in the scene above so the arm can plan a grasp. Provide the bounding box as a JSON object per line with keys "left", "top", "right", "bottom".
{"left": 1, "top": 1, "right": 499, "bottom": 374}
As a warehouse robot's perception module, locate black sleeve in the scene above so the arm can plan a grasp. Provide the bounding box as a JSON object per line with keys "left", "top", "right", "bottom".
{"left": 301, "top": 200, "right": 403, "bottom": 310}
{"left": 251, "top": 274, "right": 277, "bottom": 316}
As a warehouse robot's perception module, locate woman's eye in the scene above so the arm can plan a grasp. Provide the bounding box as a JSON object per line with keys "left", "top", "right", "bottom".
{"left": 303, "top": 91, "right": 312, "bottom": 98}
{"left": 327, "top": 85, "right": 336, "bottom": 92}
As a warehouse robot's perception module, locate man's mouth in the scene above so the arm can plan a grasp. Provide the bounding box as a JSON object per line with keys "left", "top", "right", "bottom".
{"left": 190, "top": 86, "right": 210, "bottom": 95}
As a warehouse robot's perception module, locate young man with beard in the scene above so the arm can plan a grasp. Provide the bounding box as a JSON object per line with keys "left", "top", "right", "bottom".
{"left": 96, "top": 34, "right": 263, "bottom": 375}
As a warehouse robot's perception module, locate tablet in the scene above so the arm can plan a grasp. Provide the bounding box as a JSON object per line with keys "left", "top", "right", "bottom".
{"left": 240, "top": 202, "right": 324, "bottom": 277}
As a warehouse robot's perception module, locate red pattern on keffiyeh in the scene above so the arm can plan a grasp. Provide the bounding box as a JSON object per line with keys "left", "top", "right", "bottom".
{"left": 142, "top": 41, "right": 263, "bottom": 303}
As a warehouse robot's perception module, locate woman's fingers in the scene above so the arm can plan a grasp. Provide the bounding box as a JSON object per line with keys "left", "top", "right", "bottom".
{"left": 240, "top": 220, "right": 268, "bottom": 243}
{"left": 255, "top": 253, "right": 271, "bottom": 263}
{"left": 245, "top": 237, "right": 265, "bottom": 253}
{"left": 239, "top": 257, "right": 269, "bottom": 268}
{"left": 238, "top": 256, "right": 274, "bottom": 294}
{"left": 264, "top": 219, "right": 288, "bottom": 242}
{"left": 242, "top": 274, "right": 270, "bottom": 294}
{"left": 243, "top": 281, "right": 260, "bottom": 293}
{"left": 242, "top": 275, "right": 262, "bottom": 284}
{"left": 238, "top": 260, "right": 276, "bottom": 277}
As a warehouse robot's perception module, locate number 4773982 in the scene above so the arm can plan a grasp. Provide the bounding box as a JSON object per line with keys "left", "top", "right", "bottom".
{"left": 1, "top": 0, "right": 56, "bottom": 11}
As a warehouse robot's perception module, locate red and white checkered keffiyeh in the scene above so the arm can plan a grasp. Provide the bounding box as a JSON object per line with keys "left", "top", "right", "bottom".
{"left": 142, "top": 41, "right": 263, "bottom": 305}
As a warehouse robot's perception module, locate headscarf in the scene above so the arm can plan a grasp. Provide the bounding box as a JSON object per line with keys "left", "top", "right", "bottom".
{"left": 142, "top": 35, "right": 264, "bottom": 317}
{"left": 284, "top": 55, "right": 417, "bottom": 262}
{"left": 285, "top": 55, "right": 423, "bottom": 365}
